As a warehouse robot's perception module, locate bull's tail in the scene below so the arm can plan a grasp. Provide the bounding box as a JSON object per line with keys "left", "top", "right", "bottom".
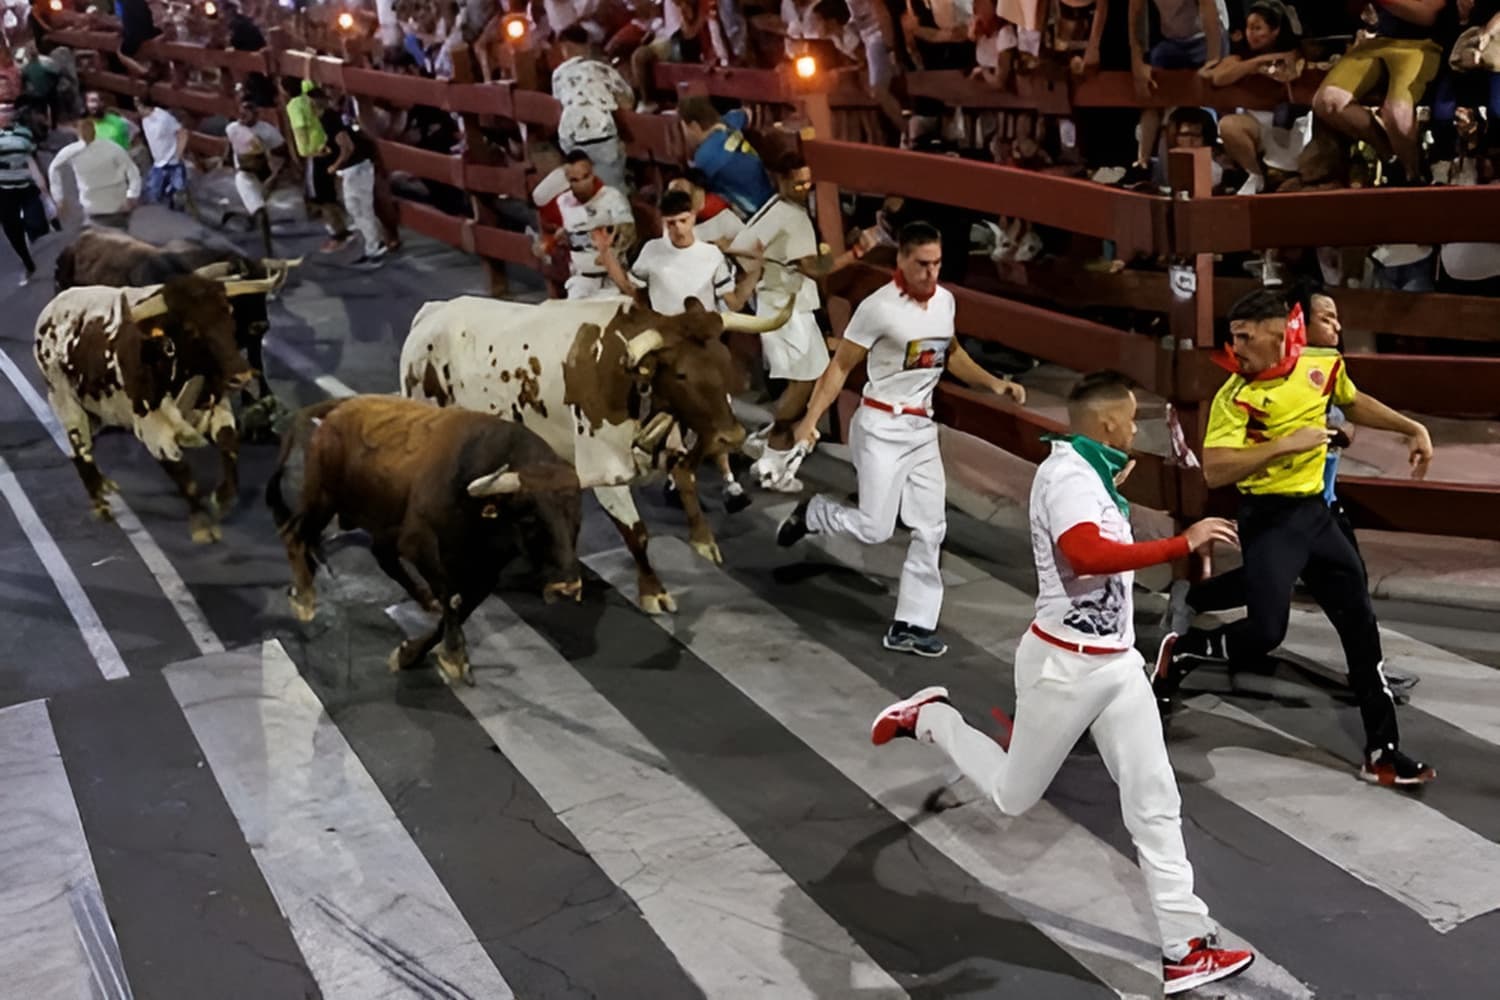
{"left": 53, "top": 243, "right": 76, "bottom": 293}
{"left": 265, "top": 398, "right": 346, "bottom": 557}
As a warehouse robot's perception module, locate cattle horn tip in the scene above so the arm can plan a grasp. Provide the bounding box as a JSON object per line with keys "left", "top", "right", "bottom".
{"left": 130, "top": 292, "right": 169, "bottom": 322}
{"left": 175, "top": 375, "right": 205, "bottom": 413}
{"left": 719, "top": 296, "right": 796, "bottom": 335}
{"left": 624, "top": 329, "right": 665, "bottom": 367}
{"left": 467, "top": 467, "right": 523, "bottom": 496}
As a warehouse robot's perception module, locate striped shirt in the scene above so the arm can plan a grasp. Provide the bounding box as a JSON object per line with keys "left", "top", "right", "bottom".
{"left": 0, "top": 125, "right": 37, "bottom": 189}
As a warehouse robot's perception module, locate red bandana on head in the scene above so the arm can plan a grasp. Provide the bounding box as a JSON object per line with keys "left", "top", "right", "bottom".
{"left": 1214, "top": 302, "right": 1306, "bottom": 381}
{"left": 894, "top": 268, "right": 937, "bottom": 303}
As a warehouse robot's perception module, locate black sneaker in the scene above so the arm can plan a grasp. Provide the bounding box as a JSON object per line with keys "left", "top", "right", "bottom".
{"left": 777, "top": 499, "right": 810, "bottom": 547}
{"left": 883, "top": 621, "right": 948, "bottom": 658}
{"left": 1152, "top": 629, "right": 1224, "bottom": 705}
{"left": 1361, "top": 746, "right": 1436, "bottom": 787}
{"left": 723, "top": 479, "right": 750, "bottom": 514}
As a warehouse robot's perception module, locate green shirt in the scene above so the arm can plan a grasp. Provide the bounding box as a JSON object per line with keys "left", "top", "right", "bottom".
{"left": 285, "top": 93, "right": 325, "bottom": 158}
{"left": 94, "top": 112, "right": 131, "bottom": 150}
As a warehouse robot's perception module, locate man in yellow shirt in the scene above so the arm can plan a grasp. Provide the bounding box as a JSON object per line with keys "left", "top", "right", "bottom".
{"left": 280, "top": 76, "right": 350, "bottom": 252}
{"left": 1154, "top": 288, "right": 1436, "bottom": 789}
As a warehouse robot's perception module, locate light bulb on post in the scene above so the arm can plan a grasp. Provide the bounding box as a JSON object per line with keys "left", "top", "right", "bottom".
{"left": 794, "top": 54, "right": 817, "bottom": 80}
{"left": 336, "top": 11, "right": 354, "bottom": 30}
{"left": 203, "top": 0, "right": 217, "bottom": 14}
{"left": 502, "top": 13, "right": 528, "bottom": 42}
{"left": 48, "top": 0, "right": 62, "bottom": 11}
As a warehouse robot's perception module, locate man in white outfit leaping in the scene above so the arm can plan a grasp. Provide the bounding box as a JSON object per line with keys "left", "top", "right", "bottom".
{"left": 775, "top": 221, "right": 1025, "bottom": 657}
{"left": 869, "top": 371, "right": 1256, "bottom": 996}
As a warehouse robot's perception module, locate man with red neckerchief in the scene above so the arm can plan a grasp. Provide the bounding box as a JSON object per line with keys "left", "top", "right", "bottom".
{"left": 1155, "top": 288, "right": 1438, "bottom": 789}
{"left": 774, "top": 221, "right": 1025, "bottom": 657}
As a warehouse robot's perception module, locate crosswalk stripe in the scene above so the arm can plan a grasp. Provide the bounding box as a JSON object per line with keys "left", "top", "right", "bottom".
{"left": 1279, "top": 606, "right": 1500, "bottom": 748}
{"left": 163, "top": 639, "right": 515, "bottom": 1000}
{"left": 583, "top": 538, "right": 1310, "bottom": 999}
{"left": 0, "top": 700, "right": 132, "bottom": 1000}
{"left": 385, "top": 600, "right": 908, "bottom": 1000}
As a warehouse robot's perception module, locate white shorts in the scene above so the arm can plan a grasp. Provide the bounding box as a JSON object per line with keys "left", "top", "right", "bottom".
{"left": 566, "top": 272, "right": 616, "bottom": 300}
{"left": 758, "top": 306, "right": 828, "bottom": 382}
{"left": 1245, "top": 109, "right": 1313, "bottom": 174}
{"left": 234, "top": 170, "right": 267, "bottom": 215}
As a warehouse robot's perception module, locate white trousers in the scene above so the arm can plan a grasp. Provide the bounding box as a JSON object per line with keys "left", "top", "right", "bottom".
{"left": 916, "top": 631, "right": 1214, "bottom": 959}
{"left": 805, "top": 407, "right": 945, "bottom": 629}
{"left": 758, "top": 302, "right": 828, "bottom": 382}
{"left": 337, "top": 159, "right": 382, "bottom": 256}
{"left": 234, "top": 170, "right": 267, "bottom": 215}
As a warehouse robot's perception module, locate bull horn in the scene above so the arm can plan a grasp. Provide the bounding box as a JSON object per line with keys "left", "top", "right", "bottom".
{"left": 719, "top": 296, "right": 796, "bottom": 335}
{"left": 467, "top": 467, "right": 523, "bottom": 497}
{"left": 193, "top": 261, "right": 238, "bottom": 280}
{"left": 624, "top": 329, "right": 666, "bottom": 367}
{"left": 222, "top": 277, "right": 281, "bottom": 298}
{"left": 174, "top": 375, "right": 205, "bottom": 413}
{"left": 262, "top": 256, "right": 304, "bottom": 271}
{"left": 633, "top": 411, "right": 675, "bottom": 453}
{"left": 130, "top": 292, "right": 169, "bottom": 322}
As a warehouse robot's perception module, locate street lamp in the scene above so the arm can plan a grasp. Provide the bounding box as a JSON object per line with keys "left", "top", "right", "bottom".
{"left": 794, "top": 54, "right": 817, "bottom": 80}
{"left": 203, "top": 0, "right": 217, "bottom": 14}
{"left": 336, "top": 10, "right": 354, "bottom": 30}
{"left": 501, "top": 13, "right": 528, "bottom": 42}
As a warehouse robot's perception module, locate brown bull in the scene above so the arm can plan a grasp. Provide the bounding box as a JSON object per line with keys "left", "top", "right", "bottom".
{"left": 265, "top": 395, "right": 589, "bottom": 686}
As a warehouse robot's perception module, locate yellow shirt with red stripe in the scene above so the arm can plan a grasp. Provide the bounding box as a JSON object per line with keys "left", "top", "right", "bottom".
{"left": 1204, "top": 347, "right": 1357, "bottom": 497}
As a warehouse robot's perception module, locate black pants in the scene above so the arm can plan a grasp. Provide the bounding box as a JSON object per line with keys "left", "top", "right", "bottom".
{"left": 1188, "top": 500, "right": 1364, "bottom": 613}
{"left": 0, "top": 185, "right": 36, "bottom": 274}
{"left": 1178, "top": 494, "right": 1398, "bottom": 754}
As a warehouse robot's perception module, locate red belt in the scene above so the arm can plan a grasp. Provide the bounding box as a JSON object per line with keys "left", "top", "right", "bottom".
{"left": 1029, "top": 623, "right": 1129, "bottom": 656}
{"left": 862, "top": 397, "right": 931, "bottom": 418}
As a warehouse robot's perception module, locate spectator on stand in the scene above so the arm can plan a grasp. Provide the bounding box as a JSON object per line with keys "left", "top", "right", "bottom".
{"left": 1123, "top": 0, "right": 1228, "bottom": 186}
{"left": 552, "top": 24, "right": 635, "bottom": 191}
{"left": 1430, "top": 0, "right": 1500, "bottom": 171}
{"left": 224, "top": 97, "right": 286, "bottom": 255}
{"left": 0, "top": 102, "right": 50, "bottom": 285}
{"left": 1312, "top": 0, "right": 1447, "bottom": 185}
{"left": 677, "top": 95, "right": 775, "bottom": 218}
{"left": 1150, "top": 106, "right": 1223, "bottom": 192}
{"left": 48, "top": 117, "right": 140, "bottom": 229}
{"left": 970, "top": 0, "right": 1017, "bottom": 90}
{"left": 632, "top": 0, "right": 714, "bottom": 108}
{"left": 282, "top": 78, "right": 353, "bottom": 252}
{"left": 1205, "top": 0, "right": 1308, "bottom": 194}
{"left": 137, "top": 91, "right": 192, "bottom": 213}
{"left": 114, "top": 0, "right": 160, "bottom": 79}
{"left": 1055, "top": 0, "right": 1107, "bottom": 78}
{"left": 222, "top": 1, "right": 274, "bottom": 106}
{"left": 534, "top": 148, "right": 636, "bottom": 299}
{"left": 313, "top": 88, "right": 391, "bottom": 265}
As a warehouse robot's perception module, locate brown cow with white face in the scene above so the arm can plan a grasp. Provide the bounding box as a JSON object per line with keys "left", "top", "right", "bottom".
{"left": 266, "top": 395, "right": 594, "bottom": 685}
{"left": 33, "top": 273, "right": 274, "bottom": 542}
{"left": 400, "top": 294, "right": 791, "bottom": 614}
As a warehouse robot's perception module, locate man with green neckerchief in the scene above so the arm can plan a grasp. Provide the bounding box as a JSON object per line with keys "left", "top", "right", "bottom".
{"left": 871, "top": 371, "right": 1256, "bottom": 996}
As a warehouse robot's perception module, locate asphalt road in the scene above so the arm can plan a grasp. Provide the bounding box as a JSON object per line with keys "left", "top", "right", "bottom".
{"left": 1, "top": 199, "right": 1498, "bottom": 1000}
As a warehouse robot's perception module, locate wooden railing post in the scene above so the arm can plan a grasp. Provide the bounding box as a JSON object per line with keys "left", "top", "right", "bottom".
{"left": 450, "top": 62, "right": 509, "bottom": 297}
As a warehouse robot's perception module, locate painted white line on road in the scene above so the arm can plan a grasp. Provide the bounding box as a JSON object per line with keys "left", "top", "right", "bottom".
{"left": 261, "top": 337, "right": 357, "bottom": 399}
{"left": 0, "top": 347, "right": 225, "bottom": 657}
{"left": 164, "top": 640, "right": 515, "bottom": 1000}
{"left": 0, "top": 700, "right": 134, "bottom": 1000}
{"left": 0, "top": 458, "right": 128, "bottom": 680}
{"left": 384, "top": 600, "right": 908, "bottom": 1000}
{"left": 584, "top": 540, "right": 1310, "bottom": 1000}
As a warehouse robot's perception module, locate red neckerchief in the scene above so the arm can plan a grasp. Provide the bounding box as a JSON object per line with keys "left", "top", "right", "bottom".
{"left": 1213, "top": 303, "right": 1306, "bottom": 381}
{"left": 894, "top": 268, "right": 937, "bottom": 303}
{"left": 698, "top": 192, "right": 731, "bottom": 222}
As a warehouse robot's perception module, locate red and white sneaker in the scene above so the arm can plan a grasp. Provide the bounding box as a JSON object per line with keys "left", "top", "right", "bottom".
{"left": 870, "top": 686, "right": 950, "bottom": 746}
{"left": 1163, "top": 936, "right": 1254, "bottom": 995}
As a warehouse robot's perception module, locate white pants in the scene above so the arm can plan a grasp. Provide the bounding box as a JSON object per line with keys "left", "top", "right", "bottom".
{"left": 565, "top": 272, "right": 618, "bottom": 300}
{"left": 917, "top": 631, "right": 1214, "bottom": 959}
{"left": 758, "top": 303, "right": 828, "bottom": 382}
{"left": 234, "top": 170, "right": 267, "bottom": 215}
{"left": 805, "top": 407, "right": 945, "bottom": 629}
{"left": 337, "top": 159, "right": 382, "bottom": 256}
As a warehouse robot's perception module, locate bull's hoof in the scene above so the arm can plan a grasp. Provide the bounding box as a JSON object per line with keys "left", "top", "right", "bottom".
{"left": 388, "top": 639, "right": 427, "bottom": 673}
{"left": 436, "top": 649, "right": 473, "bottom": 686}
{"left": 189, "top": 514, "right": 222, "bottom": 545}
{"left": 289, "top": 589, "right": 317, "bottom": 623}
{"left": 419, "top": 593, "right": 441, "bottom": 614}
{"left": 212, "top": 487, "right": 238, "bottom": 516}
{"left": 90, "top": 500, "right": 114, "bottom": 522}
{"left": 100, "top": 478, "right": 120, "bottom": 496}
{"left": 640, "top": 590, "right": 677, "bottom": 616}
{"left": 691, "top": 539, "right": 723, "bottom": 565}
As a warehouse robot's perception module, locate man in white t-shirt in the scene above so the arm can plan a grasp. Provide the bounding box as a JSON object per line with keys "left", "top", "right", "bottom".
{"left": 548, "top": 149, "right": 636, "bottom": 300}
{"left": 138, "top": 92, "right": 191, "bottom": 213}
{"left": 776, "top": 221, "right": 1025, "bottom": 656}
{"left": 869, "top": 371, "right": 1255, "bottom": 996}
{"left": 600, "top": 187, "right": 762, "bottom": 511}
{"left": 733, "top": 153, "right": 877, "bottom": 493}
{"left": 552, "top": 26, "right": 634, "bottom": 191}
{"left": 223, "top": 98, "right": 287, "bottom": 255}
{"left": 668, "top": 169, "right": 745, "bottom": 248}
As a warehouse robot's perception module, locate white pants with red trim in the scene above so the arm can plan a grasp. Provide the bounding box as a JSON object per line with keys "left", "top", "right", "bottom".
{"left": 915, "top": 629, "right": 1214, "bottom": 959}
{"left": 804, "top": 406, "right": 945, "bottom": 629}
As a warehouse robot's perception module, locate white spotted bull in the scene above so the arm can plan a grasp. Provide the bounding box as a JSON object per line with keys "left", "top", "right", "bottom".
{"left": 400, "top": 294, "right": 791, "bottom": 613}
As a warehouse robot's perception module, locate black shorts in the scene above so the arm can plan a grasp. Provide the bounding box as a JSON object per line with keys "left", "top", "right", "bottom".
{"left": 307, "top": 154, "right": 338, "bottom": 204}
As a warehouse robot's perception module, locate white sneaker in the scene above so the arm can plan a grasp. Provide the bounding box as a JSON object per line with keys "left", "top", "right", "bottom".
{"left": 742, "top": 424, "right": 772, "bottom": 460}
{"left": 761, "top": 472, "right": 803, "bottom": 494}
{"left": 1237, "top": 173, "right": 1265, "bottom": 196}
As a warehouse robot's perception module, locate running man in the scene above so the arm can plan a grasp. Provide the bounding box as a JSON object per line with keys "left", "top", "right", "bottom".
{"left": 1155, "top": 288, "right": 1437, "bottom": 787}
{"left": 871, "top": 371, "right": 1255, "bottom": 996}
{"left": 776, "top": 221, "right": 1025, "bottom": 656}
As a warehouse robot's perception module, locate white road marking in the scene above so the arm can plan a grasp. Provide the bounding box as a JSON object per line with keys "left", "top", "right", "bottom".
{"left": 164, "top": 639, "right": 515, "bottom": 1000}
{"left": 0, "top": 347, "right": 224, "bottom": 656}
{"left": 261, "top": 338, "right": 357, "bottom": 398}
{"left": 0, "top": 457, "right": 128, "bottom": 679}
{"left": 0, "top": 700, "right": 133, "bottom": 1000}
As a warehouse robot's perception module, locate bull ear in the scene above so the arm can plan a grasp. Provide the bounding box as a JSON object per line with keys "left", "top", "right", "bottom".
{"left": 193, "top": 261, "right": 238, "bottom": 280}
{"left": 720, "top": 295, "right": 795, "bottom": 335}
{"left": 624, "top": 329, "right": 665, "bottom": 367}
{"left": 130, "top": 292, "right": 169, "bottom": 322}
{"left": 467, "top": 467, "right": 523, "bottom": 497}
{"left": 174, "top": 375, "right": 205, "bottom": 413}
{"left": 222, "top": 276, "right": 280, "bottom": 298}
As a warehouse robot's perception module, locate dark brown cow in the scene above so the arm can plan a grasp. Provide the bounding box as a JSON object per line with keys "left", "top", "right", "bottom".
{"left": 266, "top": 395, "right": 590, "bottom": 685}
{"left": 34, "top": 275, "right": 264, "bottom": 542}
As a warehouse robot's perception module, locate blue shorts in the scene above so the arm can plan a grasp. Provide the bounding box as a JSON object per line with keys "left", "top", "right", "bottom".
{"left": 144, "top": 163, "right": 188, "bottom": 203}
{"left": 1149, "top": 35, "right": 1210, "bottom": 70}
